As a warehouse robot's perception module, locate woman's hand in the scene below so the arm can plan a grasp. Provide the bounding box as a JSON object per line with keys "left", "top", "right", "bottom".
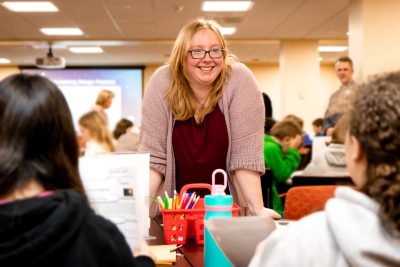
{"left": 254, "top": 207, "right": 281, "bottom": 220}
{"left": 235, "top": 169, "right": 282, "bottom": 220}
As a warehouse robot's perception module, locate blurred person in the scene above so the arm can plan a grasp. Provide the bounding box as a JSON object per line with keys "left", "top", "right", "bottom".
{"left": 249, "top": 71, "right": 400, "bottom": 267}
{"left": 113, "top": 118, "right": 139, "bottom": 152}
{"left": 262, "top": 92, "right": 276, "bottom": 135}
{"left": 262, "top": 92, "right": 273, "bottom": 118}
{"left": 0, "top": 74, "right": 154, "bottom": 266}
{"left": 312, "top": 117, "right": 325, "bottom": 137}
{"left": 79, "top": 111, "right": 115, "bottom": 157}
{"left": 113, "top": 118, "right": 134, "bottom": 140}
{"left": 323, "top": 56, "right": 358, "bottom": 133}
{"left": 139, "top": 18, "right": 280, "bottom": 218}
{"left": 304, "top": 116, "right": 348, "bottom": 174}
{"left": 92, "top": 89, "right": 115, "bottom": 123}
{"left": 285, "top": 114, "right": 312, "bottom": 148}
{"left": 264, "top": 119, "right": 303, "bottom": 216}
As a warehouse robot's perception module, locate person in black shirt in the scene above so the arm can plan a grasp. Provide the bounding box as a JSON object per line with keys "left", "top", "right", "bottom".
{"left": 0, "top": 74, "right": 154, "bottom": 267}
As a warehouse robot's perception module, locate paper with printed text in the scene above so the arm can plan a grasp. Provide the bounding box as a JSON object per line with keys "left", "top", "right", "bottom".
{"left": 79, "top": 153, "right": 150, "bottom": 249}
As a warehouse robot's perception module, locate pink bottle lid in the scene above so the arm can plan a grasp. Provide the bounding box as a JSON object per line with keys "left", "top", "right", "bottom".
{"left": 211, "top": 169, "right": 227, "bottom": 196}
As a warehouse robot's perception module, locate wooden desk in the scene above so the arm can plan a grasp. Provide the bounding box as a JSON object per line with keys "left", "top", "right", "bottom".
{"left": 291, "top": 172, "right": 354, "bottom": 186}
{"left": 149, "top": 215, "right": 204, "bottom": 267}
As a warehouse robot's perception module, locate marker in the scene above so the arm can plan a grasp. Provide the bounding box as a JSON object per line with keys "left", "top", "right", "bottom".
{"left": 181, "top": 192, "right": 191, "bottom": 209}
{"left": 178, "top": 192, "right": 187, "bottom": 209}
{"left": 191, "top": 196, "right": 200, "bottom": 209}
{"left": 172, "top": 195, "right": 177, "bottom": 209}
{"left": 185, "top": 192, "right": 196, "bottom": 209}
{"left": 164, "top": 196, "right": 169, "bottom": 209}
{"left": 168, "top": 197, "right": 172, "bottom": 210}
{"left": 173, "top": 190, "right": 178, "bottom": 210}
{"left": 174, "top": 194, "right": 180, "bottom": 209}
{"left": 187, "top": 195, "right": 196, "bottom": 209}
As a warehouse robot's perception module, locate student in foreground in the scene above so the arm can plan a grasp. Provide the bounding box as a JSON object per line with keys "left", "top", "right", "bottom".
{"left": 250, "top": 71, "right": 400, "bottom": 266}
{"left": 0, "top": 74, "right": 155, "bottom": 267}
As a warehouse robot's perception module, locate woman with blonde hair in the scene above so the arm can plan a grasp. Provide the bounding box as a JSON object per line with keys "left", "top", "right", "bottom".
{"left": 139, "top": 18, "right": 279, "bottom": 218}
{"left": 79, "top": 110, "right": 115, "bottom": 157}
{"left": 93, "top": 89, "right": 115, "bottom": 123}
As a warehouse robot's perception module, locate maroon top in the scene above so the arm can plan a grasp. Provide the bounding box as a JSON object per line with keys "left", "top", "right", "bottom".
{"left": 173, "top": 105, "right": 229, "bottom": 195}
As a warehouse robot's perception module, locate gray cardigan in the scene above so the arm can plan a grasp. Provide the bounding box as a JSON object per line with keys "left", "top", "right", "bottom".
{"left": 139, "top": 62, "right": 265, "bottom": 208}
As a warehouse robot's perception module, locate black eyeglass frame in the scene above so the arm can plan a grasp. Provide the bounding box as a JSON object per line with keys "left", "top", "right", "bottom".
{"left": 188, "top": 48, "right": 225, "bottom": 59}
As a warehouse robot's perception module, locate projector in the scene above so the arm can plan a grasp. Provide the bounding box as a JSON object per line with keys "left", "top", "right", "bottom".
{"left": 36, "top": 56, "right": 66, "bottom": 69}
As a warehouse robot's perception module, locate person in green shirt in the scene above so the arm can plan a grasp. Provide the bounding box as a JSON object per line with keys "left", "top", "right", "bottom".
{"left": 264, "top": 119, "right": 303, "bottom": 215}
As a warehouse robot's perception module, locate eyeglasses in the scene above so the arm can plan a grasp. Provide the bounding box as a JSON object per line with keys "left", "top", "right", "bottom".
{"left": 188, "top": 48, "right": 225, "bottom": 59}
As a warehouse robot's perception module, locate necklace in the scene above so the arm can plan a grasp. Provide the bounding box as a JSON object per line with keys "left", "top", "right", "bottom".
{"left": 195, "top": 95, "right": 208, "bottom": 108}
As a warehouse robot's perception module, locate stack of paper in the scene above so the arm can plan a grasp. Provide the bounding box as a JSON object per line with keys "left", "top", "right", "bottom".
{"left": 148, "top": 244, "right": 177, "bottom": 265}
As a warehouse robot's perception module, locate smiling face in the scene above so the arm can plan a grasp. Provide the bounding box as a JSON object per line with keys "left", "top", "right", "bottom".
{"left": 184, "top": 29, "right": 224, "bottom": 91}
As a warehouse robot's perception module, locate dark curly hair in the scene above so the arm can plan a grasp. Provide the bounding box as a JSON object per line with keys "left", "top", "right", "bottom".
{"left": 349, "top": 71, "right": 400, "bottom": 236}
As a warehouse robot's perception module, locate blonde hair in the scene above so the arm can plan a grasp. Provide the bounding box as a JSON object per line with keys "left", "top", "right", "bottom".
{"left": 166, "top": 18, "right": 235, "bottom": 121}
{"left": 95, "top": 89, "right": 115, "bottom": 108}
{"left": 79, "top": 111, "right": 115, "bottom": 152}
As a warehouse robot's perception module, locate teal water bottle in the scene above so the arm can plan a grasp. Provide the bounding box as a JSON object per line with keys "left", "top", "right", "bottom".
{"left": 204, "top": 169, "right": 232, "bottom": 267}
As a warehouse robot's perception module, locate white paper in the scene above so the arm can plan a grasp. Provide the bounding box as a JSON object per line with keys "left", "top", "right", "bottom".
{"left": 79, "top": 152, "right": 150, "bottom": 249}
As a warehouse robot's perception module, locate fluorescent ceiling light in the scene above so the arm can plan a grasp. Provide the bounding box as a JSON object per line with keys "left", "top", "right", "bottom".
{"left": 69, "top": 47, "right": 103, "bottom": 53}
{"left": 2, "top": 1, "right": 58, "bottom": 12}
{"left": 59, "top": 41, "right": 142, "bottom": 46}
{"left": 0, "top": 58, "right": 11, "bottom": 64}
{"left": 40, "top": 28, "right": 83, "bottom": 36}
{"left": 218, "top": 27, "right": 236, "bottom": 35}
{"left": 202, "top": 1, "right": 253, "bottom": 12}
{"left": 318, "top": 46, "right": 348, "bottom": 52}
{"left": 31, "top": 41, "right": 142, "bottom": 50}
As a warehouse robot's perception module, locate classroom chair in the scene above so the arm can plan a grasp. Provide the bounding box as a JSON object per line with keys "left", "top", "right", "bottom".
{"left": 283, "top": 185, "right": 338, "bottom": 220}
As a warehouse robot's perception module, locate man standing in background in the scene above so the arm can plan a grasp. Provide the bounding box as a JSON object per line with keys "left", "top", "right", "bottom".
{"left": 323, "top": 56, "right": 357, "bottom": 134}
